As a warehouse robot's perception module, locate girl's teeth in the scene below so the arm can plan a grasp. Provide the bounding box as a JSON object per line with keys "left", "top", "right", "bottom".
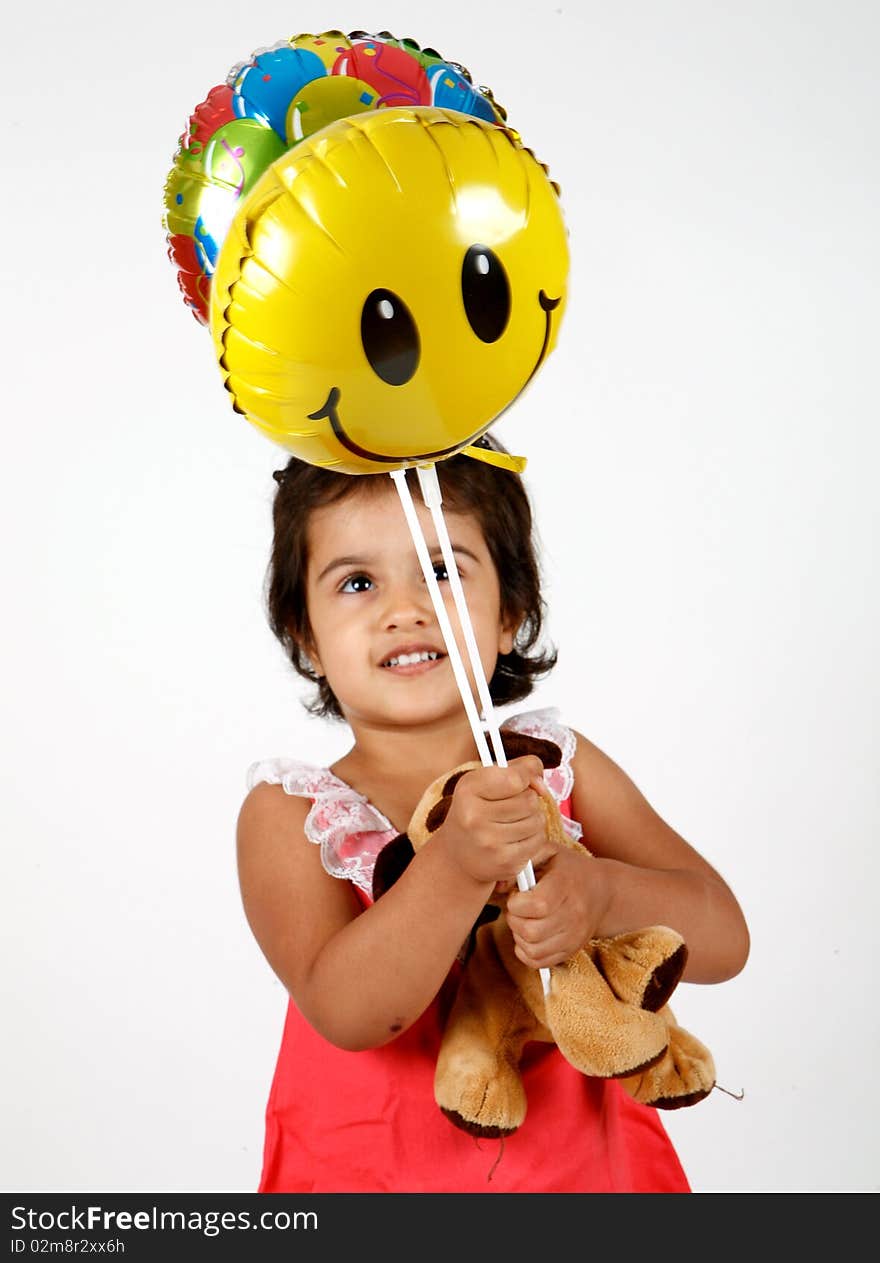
{"left": 386, "top": 651, "right": 439, "bottom": 667}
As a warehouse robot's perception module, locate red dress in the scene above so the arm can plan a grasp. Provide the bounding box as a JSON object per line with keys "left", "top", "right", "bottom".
{"left": 248, "top": 710, "right": 691, "bottom": 1193}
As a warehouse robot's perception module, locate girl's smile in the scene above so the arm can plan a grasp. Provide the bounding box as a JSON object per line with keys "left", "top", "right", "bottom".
{"left": 378, "top": 644, "right": 447, "bottom": 674}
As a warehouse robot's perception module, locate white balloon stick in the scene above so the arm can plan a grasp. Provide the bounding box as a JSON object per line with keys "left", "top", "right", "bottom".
{"left": 390, "top": 469, "right": 492, "bottom": 766}
{"left": 403, "top": 464, "right": 551, "bottom": 998}
{"left": 416, "top": 464, "right": 508, "bottom": 769}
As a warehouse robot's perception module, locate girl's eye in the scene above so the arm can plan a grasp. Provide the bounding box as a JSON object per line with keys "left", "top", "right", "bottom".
{"left": 432, "top": 561, "right": 449, "bottom": 582}
{"left": 340, "top": 573, "right": 373, "bottom": 594}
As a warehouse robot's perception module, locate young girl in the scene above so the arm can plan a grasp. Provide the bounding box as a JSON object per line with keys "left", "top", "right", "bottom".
{"left": 236, "top": 443, "right": 750, "bottom": 1193}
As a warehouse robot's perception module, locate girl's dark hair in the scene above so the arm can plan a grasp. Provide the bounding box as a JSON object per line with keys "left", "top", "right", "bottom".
{"left": 266, "top": 437, "right": 557, "bottom": 720}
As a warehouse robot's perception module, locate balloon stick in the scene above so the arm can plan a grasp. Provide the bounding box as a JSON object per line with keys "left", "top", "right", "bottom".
{"left": 416, "top": 464, "right": 508, "bottom": 769}
{"left": 390, "top": 469, "right": 492, "bottom": 765}
{"left": 392, "top": 467, "right": 551, "bottom": 997}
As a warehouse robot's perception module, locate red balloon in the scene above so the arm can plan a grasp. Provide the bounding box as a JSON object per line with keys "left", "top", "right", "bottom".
{"left": 332, "top": 40, "right": 431, "bottom": 107}
{"left": 185, "top": 84, "right": 236, "bottom": 153}
{"left": 166, "top": 234, "right": 211, "bottom": 325}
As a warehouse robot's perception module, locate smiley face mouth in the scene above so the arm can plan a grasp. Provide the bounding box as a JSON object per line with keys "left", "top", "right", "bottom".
{"left": 307, "top": 289, "right": 562, "bottom": 465}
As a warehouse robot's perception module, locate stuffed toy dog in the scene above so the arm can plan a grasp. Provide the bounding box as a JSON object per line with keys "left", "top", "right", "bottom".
{"left": 372, "top": 731, "right": 716, "bottom": 1137}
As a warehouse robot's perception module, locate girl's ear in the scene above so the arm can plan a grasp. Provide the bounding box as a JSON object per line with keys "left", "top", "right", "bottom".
{"left": 498, "top": 612, "right": 519, "bottom": 656}
{"left": 306, "top": 641, "right": 325, "bottom": 678}
{"left": 292, "top": 626, "right": 325, "bottom": 678}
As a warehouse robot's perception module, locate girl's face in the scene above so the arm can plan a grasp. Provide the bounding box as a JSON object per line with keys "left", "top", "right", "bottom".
{"left": 303, "top": 483, "right": 515, "bottom": 733}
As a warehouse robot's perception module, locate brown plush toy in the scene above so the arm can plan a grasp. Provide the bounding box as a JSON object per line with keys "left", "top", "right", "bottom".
{"left": 372, "top": 731, "right": 716, "bottom": 1137}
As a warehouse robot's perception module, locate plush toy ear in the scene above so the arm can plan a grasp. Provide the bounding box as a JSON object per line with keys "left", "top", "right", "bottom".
{"left": 371, "top": 834, "right": 415, "bottom": 901}
{"left": 500, "top": 731, "right": 562, "bottom": 769}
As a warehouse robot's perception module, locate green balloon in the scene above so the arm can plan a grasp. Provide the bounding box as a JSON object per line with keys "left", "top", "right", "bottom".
{"left": 204, "top": 119, "right": 286, "bottom": 199}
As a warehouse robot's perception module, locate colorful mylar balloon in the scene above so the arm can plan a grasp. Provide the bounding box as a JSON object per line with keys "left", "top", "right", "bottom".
{"left": 164, "top": 31, "right": 509, "bottom": 326}
{"left": 163, "top": 30, "right": 569, "bottom": 473}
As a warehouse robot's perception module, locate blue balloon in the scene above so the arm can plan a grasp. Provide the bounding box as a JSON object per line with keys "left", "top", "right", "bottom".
{"left": 428, "top": 63, "right": 497, "bottom": 121}
{"left": 233, "top": 47, "right": 327, "bottom": 139}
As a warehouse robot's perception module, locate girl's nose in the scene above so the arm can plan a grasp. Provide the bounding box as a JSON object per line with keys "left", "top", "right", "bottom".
{"left": 380, "top": 580, "right": 434, "bottom": 630}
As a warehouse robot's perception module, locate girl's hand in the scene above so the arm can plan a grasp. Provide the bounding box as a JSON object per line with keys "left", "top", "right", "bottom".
{"left": 505, "top": 848, "right": 611, "bottom": 969}
{"left": 434, "top": 756, "right": 555, "bottom": 888}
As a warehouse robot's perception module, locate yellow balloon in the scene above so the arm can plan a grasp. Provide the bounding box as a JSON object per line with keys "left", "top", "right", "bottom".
{"left": 289, "top": 30, "right": 352, "bottom": 71}
{"left": 285, "top": 76, "right": 379, "bottom": 144}
{"left": 210, "top": 106, "right": 568, "bottom": 474}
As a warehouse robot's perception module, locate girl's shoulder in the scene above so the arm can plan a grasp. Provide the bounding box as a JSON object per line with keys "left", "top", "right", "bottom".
{"left": 501, "top": 708, "right": 583, "bottom": 841}
{"left": 245, "top": 758, "right": 398, "bottom": 898}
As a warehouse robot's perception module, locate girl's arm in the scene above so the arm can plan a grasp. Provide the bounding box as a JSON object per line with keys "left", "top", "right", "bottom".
{"left": 505, "top": 731, "right": 750, "bottom": 983}
{"left": 237, "top": 757, "right": 554, "bottom": 1051}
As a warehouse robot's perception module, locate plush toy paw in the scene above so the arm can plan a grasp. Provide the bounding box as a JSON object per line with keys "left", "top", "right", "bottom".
{"left": 372, "top": 730, "right": 715, "bottom": 1136}
{"left": 432, "top": 924, "right": 536, "bottom": 1137}
{"left": 491, "top": 920, "right": 672, "bottom": 1081}
{"left": 618, "top": 1007, "right": 716, "bottom": 1109}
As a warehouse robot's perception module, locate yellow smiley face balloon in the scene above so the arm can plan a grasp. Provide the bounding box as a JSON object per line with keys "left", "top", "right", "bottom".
{"left": 209, "top": 106, "right": 569, "bottom": 473}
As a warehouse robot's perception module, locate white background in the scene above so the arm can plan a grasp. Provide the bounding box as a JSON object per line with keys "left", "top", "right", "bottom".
{"left": 2, "top": 0, "right": 877, "bottom": 1193}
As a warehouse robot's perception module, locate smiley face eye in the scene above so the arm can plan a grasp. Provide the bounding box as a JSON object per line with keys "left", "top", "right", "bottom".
{"left": 461, "top": 245, "right": 511, "bottom": 343}
{"left": 361, "top": 288, "right": 420, "bottom": 385}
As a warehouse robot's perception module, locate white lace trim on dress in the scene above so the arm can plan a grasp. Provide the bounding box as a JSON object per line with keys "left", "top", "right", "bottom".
{"left": 246, "top": 759, "right": 398, "bottom": 897}
{"left": 246, "top": 708, "right": 581, "bottom": 894}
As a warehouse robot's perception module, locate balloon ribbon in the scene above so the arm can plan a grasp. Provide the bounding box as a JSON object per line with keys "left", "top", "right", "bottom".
{"left": 461, "top": 445, "right": 528, "bottom": 474}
